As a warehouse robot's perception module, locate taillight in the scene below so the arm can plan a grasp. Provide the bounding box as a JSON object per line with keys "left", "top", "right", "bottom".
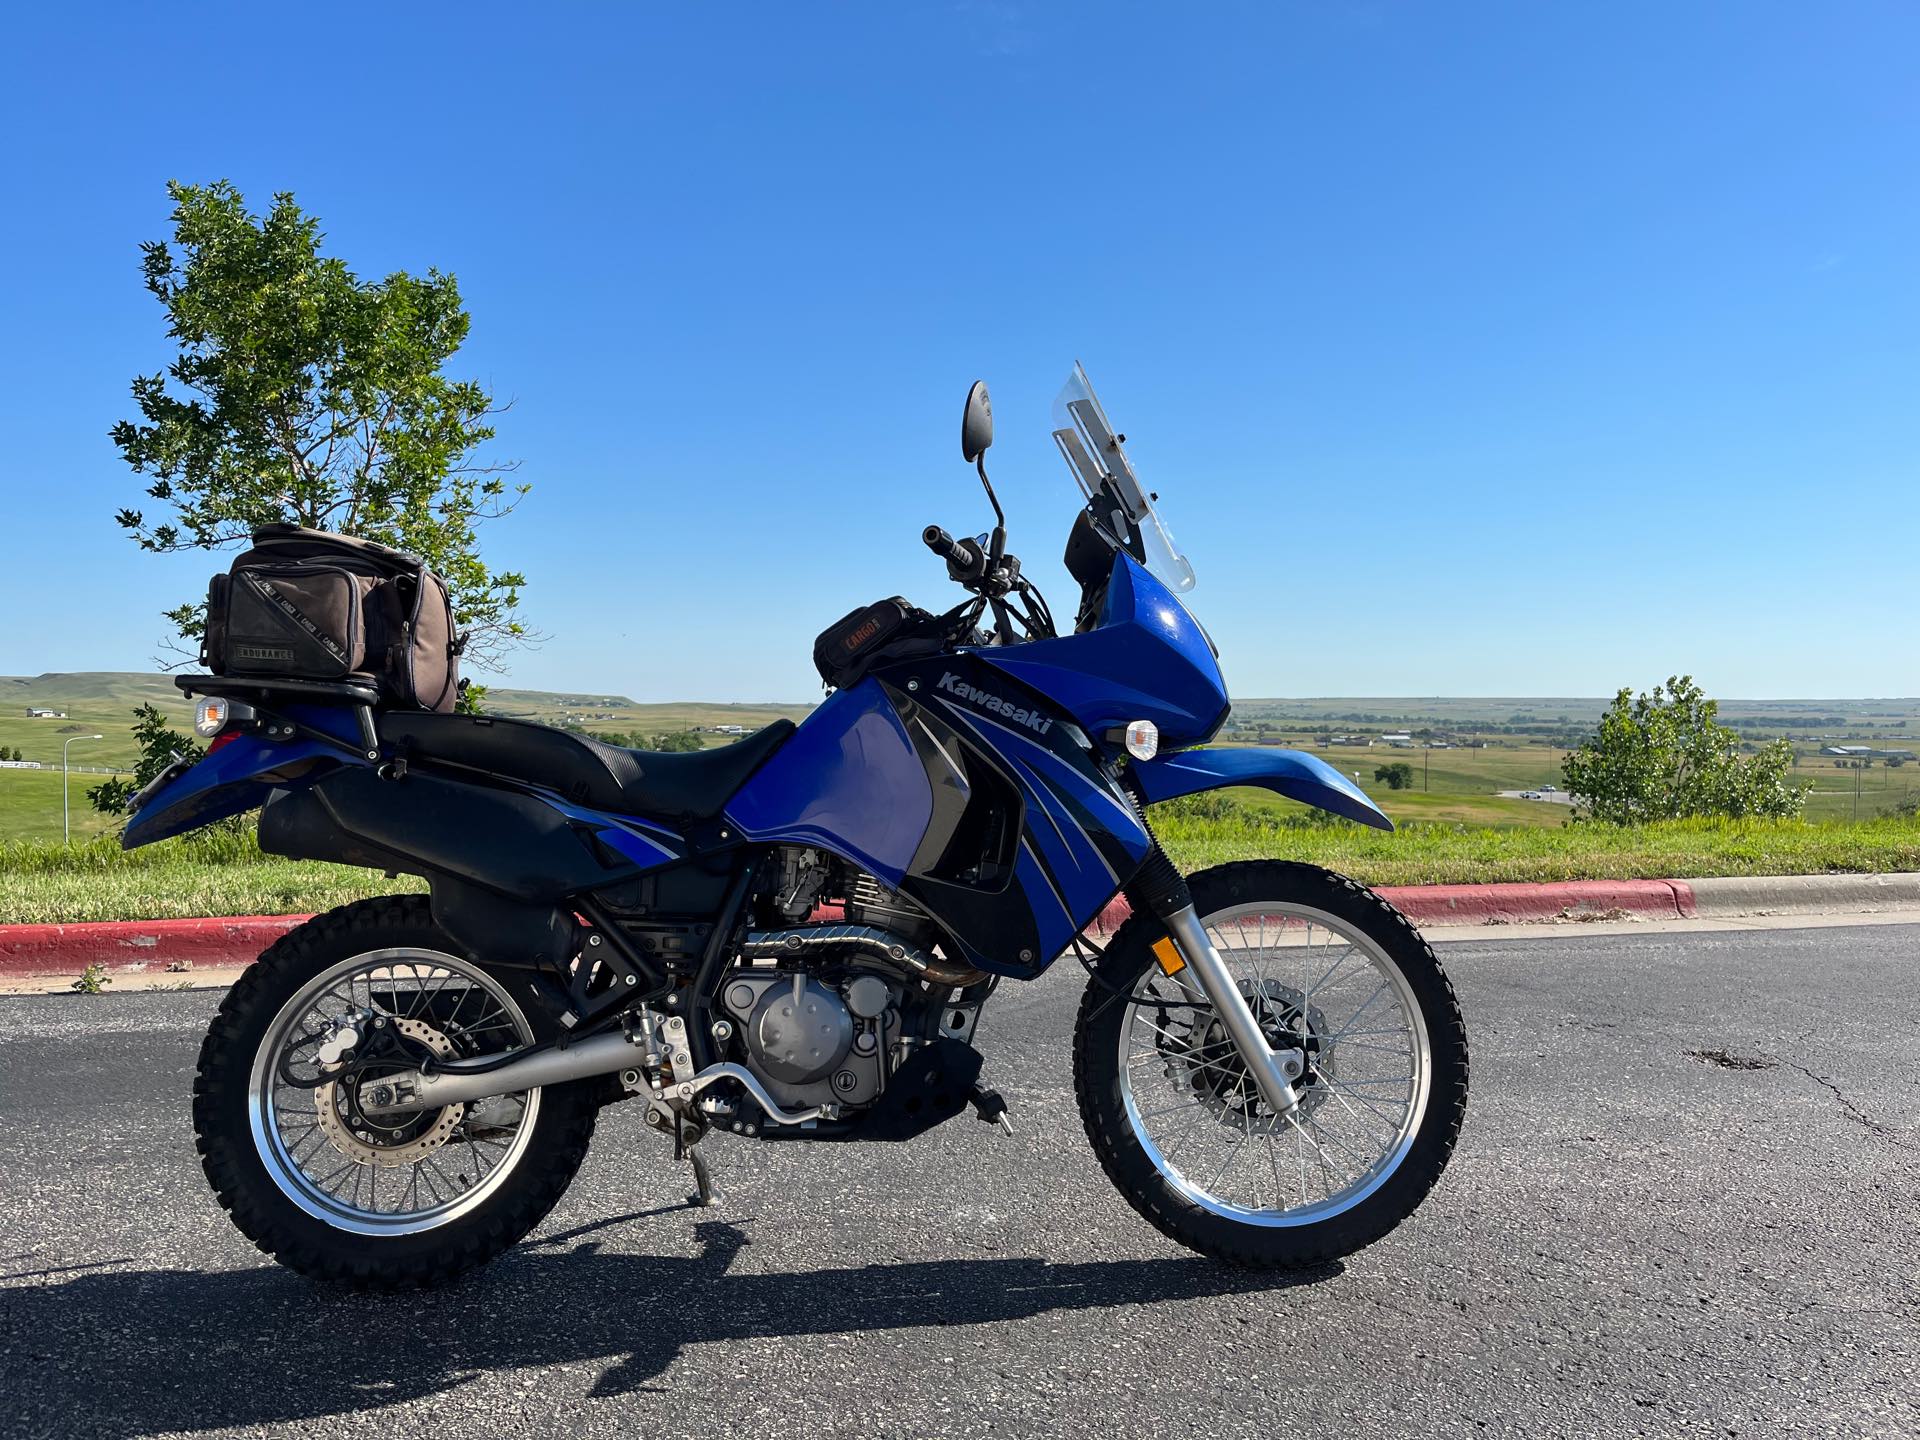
{"left": 208, "top": 732, "right": 239, "bottom": 753}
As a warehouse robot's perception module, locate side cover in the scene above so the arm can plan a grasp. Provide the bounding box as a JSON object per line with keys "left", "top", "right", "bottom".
{"left": 728, "top": 661, "right": 1153, "bottom": 977}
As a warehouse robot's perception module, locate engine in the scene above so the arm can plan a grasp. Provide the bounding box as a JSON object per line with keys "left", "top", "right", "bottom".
{"left": 714, "top": 847, "right": 988, "bottom": 1117}
{"left": 717, "top": 964, "right": 900, "bottom": 1111}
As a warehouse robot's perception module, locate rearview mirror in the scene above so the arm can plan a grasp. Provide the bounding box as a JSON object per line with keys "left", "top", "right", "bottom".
{"left": 961, "top": 380, "right": 993, "bottom": 463}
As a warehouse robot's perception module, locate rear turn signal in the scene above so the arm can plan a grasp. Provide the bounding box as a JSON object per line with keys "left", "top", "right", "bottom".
{"left": 193, "top": 697, "right": 229, "bottom": 737}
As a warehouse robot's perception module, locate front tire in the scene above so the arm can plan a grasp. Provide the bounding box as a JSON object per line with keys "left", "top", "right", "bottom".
{"left": 1074, "top": 861, "right": 1468, "bottom": 1268}
{"left": 194, "top": 896, "right": 598, "bottom": 1289}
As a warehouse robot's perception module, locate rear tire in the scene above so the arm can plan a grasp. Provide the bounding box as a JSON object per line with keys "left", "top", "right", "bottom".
{"left": 1073, "top": 861, "right": 1467, "bottom": 1268}
{"left": 194, "top": 895, "right": 598, "bottom": 1289}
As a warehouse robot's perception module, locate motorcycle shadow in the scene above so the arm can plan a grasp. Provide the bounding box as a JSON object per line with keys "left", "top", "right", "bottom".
{"left": 2, "top": 1216, "right": 1340, "bottom": 1434}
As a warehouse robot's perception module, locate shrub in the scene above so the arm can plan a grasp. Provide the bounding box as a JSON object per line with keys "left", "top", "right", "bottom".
{"left": 1561, "top": 676, "right": 1808, "bottom": 825}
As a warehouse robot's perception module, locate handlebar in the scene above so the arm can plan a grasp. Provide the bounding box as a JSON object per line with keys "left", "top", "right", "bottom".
{"left": 922, "top": 524, "right": 987, "bottom": 581}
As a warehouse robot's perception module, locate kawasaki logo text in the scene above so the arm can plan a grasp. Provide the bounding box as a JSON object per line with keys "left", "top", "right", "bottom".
{"left": 936, "top": 672, "right": 1053, "bottom": 736}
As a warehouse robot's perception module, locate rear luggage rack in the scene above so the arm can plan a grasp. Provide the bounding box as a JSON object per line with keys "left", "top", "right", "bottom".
{"left": 174, "top": 673, "right": 385, "bottom": 761}
{"left": 174, "top": 673, "right": 381, "bottom": 705}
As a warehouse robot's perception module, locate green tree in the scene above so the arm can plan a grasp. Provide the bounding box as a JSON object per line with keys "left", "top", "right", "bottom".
{"left": 646, "top": 730, "right": 706, "bottom": 753}
{"left": 87, "top": 705, "right": 203, "bottom": 815}
{"left": 111, "top": 180, "right": 531, "bottom": 680}
{"left": 1561, "top": 676, "right": 1808, "bottom": 824}
{"left": 1374, "top": 761, "right": 1415, "bottom": 790}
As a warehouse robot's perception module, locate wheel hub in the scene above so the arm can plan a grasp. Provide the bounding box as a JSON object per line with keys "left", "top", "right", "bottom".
{"left": 315, "top": 1017, "right": 467, "bottom": 1168}
{"left": 1170, "top": 979, "right": 1332, "bottom": 1128}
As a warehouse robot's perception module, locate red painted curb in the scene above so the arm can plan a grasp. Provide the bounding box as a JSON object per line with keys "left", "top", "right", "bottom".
{"left": 0, "top": 878, "right": 1704, "bottom": 978}
{"left": 0, "top": 915, "right": 310, "bottom": 977}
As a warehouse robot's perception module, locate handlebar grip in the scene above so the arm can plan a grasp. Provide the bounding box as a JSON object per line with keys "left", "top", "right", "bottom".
{"left": 923, "top": 525, "right": 985, "bottom": 577}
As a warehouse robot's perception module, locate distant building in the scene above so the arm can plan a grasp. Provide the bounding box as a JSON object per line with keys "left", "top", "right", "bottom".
{"left": 1380, "top": 733, "right": 1414, "bottom": 748}
{"left": 711, "top": 724, "right": 750, "bottom": 736}
{"left": 25, "top": 707, "right": 65, "bottom": 719}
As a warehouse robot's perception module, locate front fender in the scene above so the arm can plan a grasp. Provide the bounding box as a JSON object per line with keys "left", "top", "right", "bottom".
{"left": 1130, "top": 746, "right": 1394, "bottom": 831}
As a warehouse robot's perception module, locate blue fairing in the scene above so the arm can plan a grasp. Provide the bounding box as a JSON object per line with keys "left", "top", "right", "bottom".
{"left": 980, "top": 554, "right": 1228, "bottom": 749}
{"left": 1130, "top": 746, "right": 1395, "bottom": 831}
{"left": 122, "top": 705, "right": 371, "bottom": 848}
{"left": 725, "top": 679, "right": 933, "bottom": 887}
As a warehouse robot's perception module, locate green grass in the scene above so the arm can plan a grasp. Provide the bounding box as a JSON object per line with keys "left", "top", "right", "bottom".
{"left": 1154, "top": 795, "right": 1920, "bottom": 886}
{"left": 0, "top": 829, "right": 419, "bottom": 925}
{"left": 4, "top": 804, "right": 1917, "bottom": 925}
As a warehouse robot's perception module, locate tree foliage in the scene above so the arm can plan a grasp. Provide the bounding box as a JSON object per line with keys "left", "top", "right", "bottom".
{"left": 587, "top": 728, "right": 706, "bottom": 753}
{"left": 1561, "top": 676, "right": 1808, "bottom": 825}
{"left": 87, "top": 705, "right": 203, "bottom": 815}
{"left": 1374, "top": 761, "right": 1415, "bottom": 790}
{"left": 111, "top": 180, "right": 531, "bottom": 670}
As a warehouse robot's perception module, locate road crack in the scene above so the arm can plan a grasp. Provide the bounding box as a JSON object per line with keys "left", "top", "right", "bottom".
{"left": 1782, "top": 1062, "right": 1914, "bottom": 1150}
{"left": 1686, "top": 1047, "right": 1915, "bottom": 1151}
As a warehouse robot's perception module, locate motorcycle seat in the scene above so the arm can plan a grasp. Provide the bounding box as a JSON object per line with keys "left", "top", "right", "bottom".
{"left": 378, "top": 712, "right": 796, "bottom": 824}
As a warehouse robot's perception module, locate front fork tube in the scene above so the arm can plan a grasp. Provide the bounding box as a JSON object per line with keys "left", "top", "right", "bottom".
{"left": 1162, "top": 904, "right": 1305, "bottom": 1115}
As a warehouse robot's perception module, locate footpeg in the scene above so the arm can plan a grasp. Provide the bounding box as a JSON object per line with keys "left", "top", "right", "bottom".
{"left": 969, "top": 1083, "right": 1013, "bottom": 1136}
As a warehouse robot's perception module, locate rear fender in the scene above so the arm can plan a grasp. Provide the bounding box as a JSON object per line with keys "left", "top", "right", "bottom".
{"left": 122, "top": 732, "right": 355, "bottom": 849}
{"left": 1129, "top": 746, "right": 1394, "bottom": 831}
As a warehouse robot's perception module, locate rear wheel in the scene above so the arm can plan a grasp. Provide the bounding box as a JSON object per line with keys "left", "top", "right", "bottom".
{"left": 194, "top": 896, "right": 598, "bottom": 1288}
{"left": 1073, "top": 861, "right": 1468, "bottom": 1267}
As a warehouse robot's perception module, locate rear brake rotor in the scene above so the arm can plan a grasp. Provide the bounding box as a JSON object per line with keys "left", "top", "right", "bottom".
{"left": 315, "top": 1017, "right": 467, "bottom": 1168}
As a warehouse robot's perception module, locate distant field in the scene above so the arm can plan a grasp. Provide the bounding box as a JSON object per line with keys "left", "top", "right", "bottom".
{"left": 4, "top": 674, "right": 1913, "bottom": 838}
{"left": 0, "top": 768, "right": 133, "bottom": 845}
{"left": 0, "top": 673, "right": 190, "bottom": 771}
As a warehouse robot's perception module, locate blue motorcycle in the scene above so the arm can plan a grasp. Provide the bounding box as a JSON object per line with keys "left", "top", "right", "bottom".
{"left": 132, "top": 366, "right": 1467, "bottom": 1286}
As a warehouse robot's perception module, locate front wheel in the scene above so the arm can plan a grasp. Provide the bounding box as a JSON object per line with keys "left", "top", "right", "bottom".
{"left": 1074, "top": 861, "right": 1468, "bottom": 1267}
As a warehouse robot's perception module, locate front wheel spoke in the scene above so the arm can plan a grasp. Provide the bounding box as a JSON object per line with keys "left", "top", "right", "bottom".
{"left": 1315, "top": 1070, "right": 1406, "bottom": 1135}
{"left": 1303, "top": 942, "right": 1359, "bottom": 1001}
{"left": 1201, "top": 1130, "right": 1248, "bottom": 1196}
{"left": 1332, "top": 1037, "right": 1414, "bottom": 1058}
{"left": 1291, "top": 1112, "right": 1345, "bottom": 1195}
{"left": 1321, "top": 982, "right": 1394, "bottom": 1044}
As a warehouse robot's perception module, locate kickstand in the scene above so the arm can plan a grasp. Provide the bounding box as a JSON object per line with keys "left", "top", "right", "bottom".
{"left": 688, "top": 1148, "right": 720, "bottom": 1208}
{"left": 675, "top": 1111, "right": 722, "bottom": 1208}
{"left": 969, "top": 1082, "right": 1014, "bottom": 1136}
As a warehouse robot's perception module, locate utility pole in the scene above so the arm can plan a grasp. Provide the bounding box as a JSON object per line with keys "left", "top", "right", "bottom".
{"left": 63, "top": 733, "right": 105, "bottom": 844}
{"left": 1424, "top": 744, "right": 1430, "bottom": 792}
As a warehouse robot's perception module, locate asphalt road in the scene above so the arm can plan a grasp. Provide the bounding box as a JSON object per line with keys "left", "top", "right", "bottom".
{"left": 1, "top": 924, "right": 1916, "bottom": 1439}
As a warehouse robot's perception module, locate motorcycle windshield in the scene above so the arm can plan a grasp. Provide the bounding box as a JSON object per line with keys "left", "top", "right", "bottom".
{"left": 1050, "top": 363, "right": 1196, "bottom": 593}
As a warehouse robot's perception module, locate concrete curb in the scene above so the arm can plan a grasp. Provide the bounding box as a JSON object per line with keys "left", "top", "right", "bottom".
{"left": 3, "top": 872, "right": 1916, "bottom": 978}
{"left": 1085, "top": 878, "right": 1696, "bottom": 935}
{"left": 1688, "top": 872, "right": 1920, "bottom": 917}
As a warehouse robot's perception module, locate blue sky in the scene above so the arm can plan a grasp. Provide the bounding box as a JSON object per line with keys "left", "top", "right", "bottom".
{"left": 1, "top": 2, "right": 1914, "bottom": 701}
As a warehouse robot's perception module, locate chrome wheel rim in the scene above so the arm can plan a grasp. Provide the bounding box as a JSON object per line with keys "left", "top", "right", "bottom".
{"left": 1117, "top": 902, "right": 1432, "bottom": 1227}
{"left": 248, "top": 948, "right": 542, "bottom": 1236}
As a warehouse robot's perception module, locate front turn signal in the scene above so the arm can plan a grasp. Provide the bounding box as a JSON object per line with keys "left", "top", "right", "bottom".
{"left": 1124, "top": 720, "right": 1160, "bottom": 762}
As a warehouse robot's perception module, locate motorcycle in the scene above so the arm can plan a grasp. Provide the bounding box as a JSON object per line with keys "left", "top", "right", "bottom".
{"left": 127, "top": 365, "right": 1468, "bottom": 1287}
